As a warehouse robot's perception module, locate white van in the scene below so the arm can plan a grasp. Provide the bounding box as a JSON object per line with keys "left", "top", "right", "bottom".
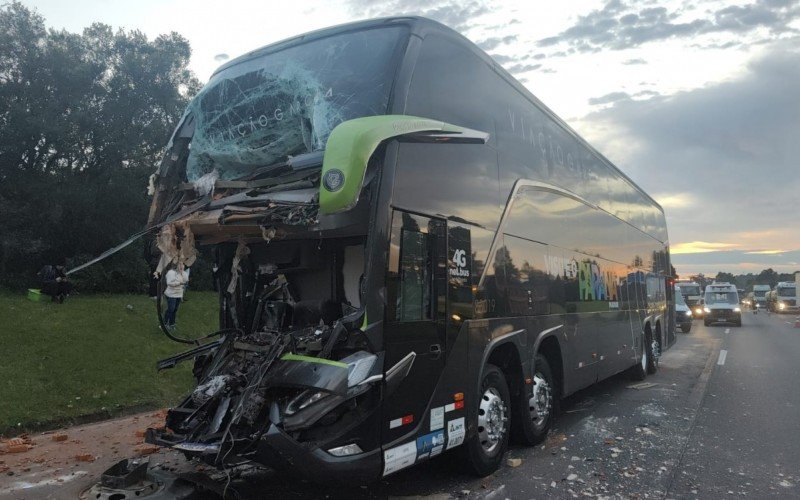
{"left": 703, "top": 282, "right": 742, "bottom": 327}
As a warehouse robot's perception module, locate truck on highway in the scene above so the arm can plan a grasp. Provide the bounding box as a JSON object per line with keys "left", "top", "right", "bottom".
{"left": 770, "top": 282, "right": 798, "bottom": 313}
{"left": 132, "top": 16, "right": 672, "bottom": 486}
{"left": 752, "top": 284, "right": 771, "bottom": 309}
{"left": 675, "top": 281, "right": 703, "bottom": 317}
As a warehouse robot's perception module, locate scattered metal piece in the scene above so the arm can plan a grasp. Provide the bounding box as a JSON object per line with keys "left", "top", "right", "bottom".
{"left": 627, "top": 382, "right": 658, "bottom": 390}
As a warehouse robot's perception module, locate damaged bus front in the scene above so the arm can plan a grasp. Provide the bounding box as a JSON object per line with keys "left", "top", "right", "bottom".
{"left": 145, "top": 20, "right": 485, "bottom": 483}
{"left": 140, "top": 16, "right": 671, "bottom": 488}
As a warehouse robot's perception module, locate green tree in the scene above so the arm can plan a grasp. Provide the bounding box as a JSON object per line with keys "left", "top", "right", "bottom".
{"left": 715, "top": 272, "right": 735, "bottom": 284}
{"left": 0, "top": 2, "right": 200, "bottom": 290}
{"left": 756, "top": 268, "right": 779, "bottom": 288}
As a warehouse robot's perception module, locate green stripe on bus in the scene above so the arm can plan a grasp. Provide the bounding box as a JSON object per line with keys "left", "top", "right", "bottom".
{"left": 280, "top": 353, "right": 348, "bottom": 368}
{"left": 319, "top": 115, "right": 471, "bottom": 214}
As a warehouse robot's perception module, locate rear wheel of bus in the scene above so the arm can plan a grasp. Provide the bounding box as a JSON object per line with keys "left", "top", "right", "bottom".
{"left": 513, "top": 354, "right": 556, "bottom": 446}
{"left": 461, "top": 364, "right": 511, "bottom": 476}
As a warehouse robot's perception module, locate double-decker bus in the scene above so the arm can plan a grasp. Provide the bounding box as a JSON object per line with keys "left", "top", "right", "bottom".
{"left": 144, "top": 16, "right": 672, "bottom": 483}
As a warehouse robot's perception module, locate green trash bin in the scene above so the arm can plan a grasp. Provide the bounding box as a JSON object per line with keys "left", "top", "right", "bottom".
{"left": 28, "top": 289, "right": 43, "bottom": 302}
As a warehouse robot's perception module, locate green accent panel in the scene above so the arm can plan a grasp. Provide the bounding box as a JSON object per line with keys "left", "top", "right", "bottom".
{"left": 280, "top": 353, "right": 348, "bottom": 368}
{"left": 361, "top": 311, "right": 368, "bottom": 331}
{"left": 319, "top": 115, "right": 471, "bottom": 214}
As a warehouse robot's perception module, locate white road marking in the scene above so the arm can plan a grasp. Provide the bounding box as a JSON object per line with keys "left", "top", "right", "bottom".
{"left": 717, "top": 350, "right": 728, "bottom": 366}
{"left": 724, "top": 328, "right": 730, "bottom": 334}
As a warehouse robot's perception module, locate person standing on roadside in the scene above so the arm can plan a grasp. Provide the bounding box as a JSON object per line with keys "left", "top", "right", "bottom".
{"left": 164, "top": 263, "right": 189, "bottom": 330}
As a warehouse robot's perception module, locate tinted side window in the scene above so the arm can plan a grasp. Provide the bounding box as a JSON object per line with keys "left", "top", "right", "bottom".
{"left": 387, "top": 212, "right": 437, "bottom": 322}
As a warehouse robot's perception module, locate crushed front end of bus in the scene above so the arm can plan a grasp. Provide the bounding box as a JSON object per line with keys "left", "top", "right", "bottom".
{"left": 137, "top": 103, "right": 483, "bottom": 484}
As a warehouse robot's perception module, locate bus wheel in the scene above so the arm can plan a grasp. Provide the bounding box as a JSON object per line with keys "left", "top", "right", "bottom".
{"left": 461, "top": 364, "right": 510, "bottom": 476}
{"left": 647, "top": 329, "right": 660, "bottom": 375}
{"left": 629, "top": 331, "right": 649, "bottom": 381}
{"left": 513, "top": 354, "right": 556, "bottom": 446}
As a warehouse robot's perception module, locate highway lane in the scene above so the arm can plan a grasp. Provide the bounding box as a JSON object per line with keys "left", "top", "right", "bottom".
{"left": 667, "top": 310, "right": 800, "bottom": 498}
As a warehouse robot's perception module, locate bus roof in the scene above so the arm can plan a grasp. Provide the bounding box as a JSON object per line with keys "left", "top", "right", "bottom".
{"left": 210, "top": 16, "right": 664, "bottom": 216}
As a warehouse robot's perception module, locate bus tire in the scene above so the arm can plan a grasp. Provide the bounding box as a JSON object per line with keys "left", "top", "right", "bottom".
{"left": 460, "top": 364, "right": 511, "bottom": 477}
{"left": 513, "top": 354, "right": 556, "bottom": 446}
{"left": 629, "top": 331, "right": 649, "bottom": 381}
{"left": 646, "top": 328, "right": 659, "bottom": 375}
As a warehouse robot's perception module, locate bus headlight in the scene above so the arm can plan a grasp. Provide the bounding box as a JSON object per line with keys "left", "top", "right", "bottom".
{"left": 779, "top": 302, "right": 786, "bottom": 310}
{"left": 703, "top": 307, "right": 711, "bottom": 313}
{"left": 685, "top": 311, "right": 692, "bottom": 317}
{"left": 286, "top": 390, "right": 331, "bottom": 415}
{"left": 734, "top": 307, "right": 741, "bottom": 312}
{"left": 695, "top": 308, "right": 704, "bottom": 315}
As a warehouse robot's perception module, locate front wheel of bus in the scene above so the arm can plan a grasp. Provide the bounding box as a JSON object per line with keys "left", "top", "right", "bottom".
{"left": 461, "top": 364, "right": 510, "bottom": 477}
{"left": 513, "top": 354, "right": 556, "bottom": 446}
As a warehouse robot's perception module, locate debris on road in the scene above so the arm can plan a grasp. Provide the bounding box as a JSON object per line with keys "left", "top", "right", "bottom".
{"left": 75, "top": 453, "right": 95, "bottom": 462}
{"left": 134, "top": 445, "right": 160, "bottom": 456}
{"left": 51, "top": 433, "right": 69, "bottom": 442}
{"left": 506, "top": 458, "right": 522, "bottom": 467}
{"left": 2, "top": 436, "right": 33, "bottom": 454}
{"left": 627, "top": 382, "right": 658, "bottom": 390}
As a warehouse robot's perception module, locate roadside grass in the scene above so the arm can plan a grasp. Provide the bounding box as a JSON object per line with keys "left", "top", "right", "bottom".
{"left": 0, "top": 291, "right": 218, "bottom": 434}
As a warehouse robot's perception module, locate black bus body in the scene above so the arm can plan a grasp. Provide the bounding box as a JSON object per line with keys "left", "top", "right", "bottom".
{"left": 145, "top": 17, "right": 672, "bottom": 483}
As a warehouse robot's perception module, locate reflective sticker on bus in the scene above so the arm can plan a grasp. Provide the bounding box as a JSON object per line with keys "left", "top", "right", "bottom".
{"left": 416, "top": 430, "right": 445, "bottom": 459}
{"left": 446, "top": 417, "right": 466, "bottom": 450}
{"left": 383, "top": 441, "right": 416, "bottom": 476}
{"left": 430, "top": 406, "right": 444, "bottom": 431}
{"left": 389, "top": 414, "right": 414, "bottom": 429}
{"left": 444, "top": 400, "right": 465, "bottom": 413}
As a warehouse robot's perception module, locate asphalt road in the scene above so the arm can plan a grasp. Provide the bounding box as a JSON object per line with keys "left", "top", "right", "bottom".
{"left": 668, "top": 310, "right": 800, "bottom": 498}
{"left": 4, "top": 310, "right": 799, "bottom": 499}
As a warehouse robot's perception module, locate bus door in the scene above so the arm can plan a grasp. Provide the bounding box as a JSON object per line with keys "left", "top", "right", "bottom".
{"left": 383, "top": 210, "right": 447, "bottom": 445}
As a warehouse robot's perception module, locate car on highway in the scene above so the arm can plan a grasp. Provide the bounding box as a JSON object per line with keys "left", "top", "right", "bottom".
{"left": 703, "top": 282, "right": 742, "bottom": 327}
{"left": 674, "top": 288, "right": 693, "bottom": 333}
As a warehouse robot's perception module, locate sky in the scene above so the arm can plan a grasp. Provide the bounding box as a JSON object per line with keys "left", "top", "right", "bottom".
{"left": 24, "top": 0, "right": 800, "bottom": 277}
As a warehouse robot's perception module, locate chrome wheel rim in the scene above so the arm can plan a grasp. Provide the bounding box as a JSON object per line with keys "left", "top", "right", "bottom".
{"left": 478, "top": 387, "right": 508, "bottom": 455}
{"left": 529, "top": 373, "right": 552, "bottom": 430}
{"left": 651, "top": 338, "right": 661, "bottom": 366}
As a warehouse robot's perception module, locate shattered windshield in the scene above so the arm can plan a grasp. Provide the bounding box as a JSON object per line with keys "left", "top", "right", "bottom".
{"left": 185, "top": 27, "right": 408, "bottom": 181}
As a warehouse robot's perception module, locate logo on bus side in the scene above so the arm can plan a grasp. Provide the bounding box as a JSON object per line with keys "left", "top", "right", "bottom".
{"left": 323, "top": 169, "right": 345, "bottom": 192}
{"left": 450, "top": 249, "right": 470, "bottom": 278}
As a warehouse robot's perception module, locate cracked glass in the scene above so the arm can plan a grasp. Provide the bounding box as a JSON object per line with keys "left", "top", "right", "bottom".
{"left": 185, "top": 27, "right": 408, "bottom": 182}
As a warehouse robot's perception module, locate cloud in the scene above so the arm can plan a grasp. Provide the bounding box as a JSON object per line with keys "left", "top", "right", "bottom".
{"left": 213, "top": 53, "right": 229, "bottom": 62}
{"left": 537, "top": 0, "right": 800, "bottom": 52}
{"left": 505, "top": 62, "right": 541, "bottom": 74}
{"left": 671, "top": 241, "right": 741, "bottom": 254}
{"left": 344, "top": 0, "right": 493, "bottom": 33}
{"left": 745, "top": 249, "right": 787, "bottom": 255}
{"left": 588, "top": 91, "right": 632, "bottom": 105}
{"left": 671, "top": 249, "right": 800, "bottom": 275}
{"left": 652, "top": 192, "right": 696, "bottom": 209}
{"left": 623, "top": 58, "right": 648, "bottom": 65}
{"left": 477, "top": 35, "right": 517, "bottom": 51}
{"left": 579, "top": 42, "right": 800, "bottom": 271}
